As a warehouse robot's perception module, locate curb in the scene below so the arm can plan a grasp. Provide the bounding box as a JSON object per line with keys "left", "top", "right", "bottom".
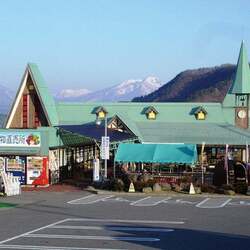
{"left": 84, "top": 188, "right": 250, "bottom": 199}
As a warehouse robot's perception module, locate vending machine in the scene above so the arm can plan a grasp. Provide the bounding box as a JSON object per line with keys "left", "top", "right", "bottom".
{"left": 6, "top": 156, "right": 26, "bottom": 184}
{"left": 26, "top": 157, "right": 49, "bottom": 186}
{"left": 0, "top": 157, "right": 5, "bottom": 172}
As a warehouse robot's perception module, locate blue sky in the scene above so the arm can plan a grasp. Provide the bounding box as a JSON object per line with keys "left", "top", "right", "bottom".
{"left": 0, "top": 0, "right": 250, "bottom": 92}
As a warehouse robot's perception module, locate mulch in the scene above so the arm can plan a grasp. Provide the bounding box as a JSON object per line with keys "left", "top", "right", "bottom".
{"left": 21, "top": 183, "right": 84, "bottom": 192}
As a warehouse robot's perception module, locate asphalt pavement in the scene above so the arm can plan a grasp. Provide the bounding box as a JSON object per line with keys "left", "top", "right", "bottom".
{"left": 0, "top": 191, "right": 249, "bottom": 250}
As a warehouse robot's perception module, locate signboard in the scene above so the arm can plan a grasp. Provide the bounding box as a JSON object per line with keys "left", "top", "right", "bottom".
{"left": 101, "top": 136, "right": 110, "bottom": 160}
{"left": 93, "top": 158, "right": 100, "bottom": 181}
{"left": 0, "top": 132, "right": 41, "bottom": 147}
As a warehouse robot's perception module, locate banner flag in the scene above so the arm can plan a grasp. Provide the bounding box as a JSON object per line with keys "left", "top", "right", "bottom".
{"left": 224, "top": 144, "right": 229, "bottom": 170}
{"left": 224, "top": 144, "right": 229, "bottom": 184}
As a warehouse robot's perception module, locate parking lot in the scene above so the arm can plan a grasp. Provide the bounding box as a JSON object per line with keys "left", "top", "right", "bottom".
{"left": 0, "top": 217, "right": 181, "bottom": 250}
{"left": 0, "top": 191, "right": 249, "bottom": 250}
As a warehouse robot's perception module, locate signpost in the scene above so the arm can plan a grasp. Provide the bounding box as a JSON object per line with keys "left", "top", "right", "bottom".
{"left": 101, "top": 136, "right": 110, "bottom": 160}
{"left": 100, "top": 114, "right": 109, "bottom": 179}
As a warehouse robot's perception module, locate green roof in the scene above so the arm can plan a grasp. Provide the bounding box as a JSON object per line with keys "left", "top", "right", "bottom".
{"left": 229, "top": 41, "right": 250, "bottom": 94}
{"left": 56, "top": 102, "right": 226, "bottom": 125}
{"left": 28, "top": 63, "right": 59, "bottom": 126}
{"left": 54, "top": 101, "right": 246, "bottom": 144}
{"left": 135, "top": 122, "right": 250, "bottom": 145}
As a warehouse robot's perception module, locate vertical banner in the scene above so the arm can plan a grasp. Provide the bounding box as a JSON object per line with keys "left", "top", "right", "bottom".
{"left": 246, "top": 143, "right": 249, "bottom": 163}
{"left": 224, "top": 144, "right": 229, "bottom": 185}
{"left": 201, "top": 142, "right": 205, "bottom": 185}
{"left": 246, "top": 143, "right": 249, "bottom": 186}
{"left": 101, "top": 136, "right": 110, "bottom": 160}
{"left": 93, "top": 158, "right": 100, "bottom": 181}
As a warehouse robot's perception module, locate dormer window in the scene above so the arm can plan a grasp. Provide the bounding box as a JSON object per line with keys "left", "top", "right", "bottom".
{"left": 194, "top": 106, "right": 207, "bottom": 120}
{"left": 145, "top": 106, "right": 158, "bottom": 120}
{"left": 95, "top": 106, "right": 108, "bottom": 120}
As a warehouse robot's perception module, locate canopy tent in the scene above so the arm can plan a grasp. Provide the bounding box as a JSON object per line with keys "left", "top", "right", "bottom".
{"left": 115, "top": 143, "right": 197, "bottom": 164}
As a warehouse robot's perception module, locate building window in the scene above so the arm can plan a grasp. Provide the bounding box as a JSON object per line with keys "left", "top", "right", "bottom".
{"left": 144, "top": 106, "right": 158, "bottom": 120}
{"left": 193, "top": 106, "right": 207, "bottom": 120}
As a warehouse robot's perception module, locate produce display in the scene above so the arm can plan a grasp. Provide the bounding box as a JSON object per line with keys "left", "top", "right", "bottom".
{"left": 26, "top": 134, "right": 40, "bottom": 145}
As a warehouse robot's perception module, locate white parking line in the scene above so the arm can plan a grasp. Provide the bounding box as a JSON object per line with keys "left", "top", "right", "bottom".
{"left": 51, "top": 225, "right": 174, "bottom": 232}
{"left": 67, "top": 195, "right": 114, "bottom": 204}
{"left": 0, "top": 245, "right": 127, "bottom": 250}
{"left": 0, "top": 217, "right": 180, "bottom": 250}
{"left": 25, "top": 234, "right": 160, "bottom": 242}
{"left": 228, "top": 201, "right": 250, "bottom": 206}
{"left": 67, "top": 218, "right": 185, "bottom": 224}
{"left": 130, "top": 196, "right": 171, "bottom": 206}
{"left": 0, "top": 218, "right": 69, "bottom": 245}
{"left": 196, "top": 198, "right": 232, "bottom": 208}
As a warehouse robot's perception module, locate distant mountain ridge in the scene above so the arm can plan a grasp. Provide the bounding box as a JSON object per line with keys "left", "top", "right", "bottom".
{"left": 55, "top": 76, "right": 162, "bottom": 102}
{"left": 133, "top": 64, "right": 236, "bottom": 102}
{"left": 0, "top": 114, "right": 6, "bottom": 128}
{"left": 0, "top": 65, "right": 238, "bottom": 120}
{"left": 0, "top": 84, "right": 15, "bottom": 114}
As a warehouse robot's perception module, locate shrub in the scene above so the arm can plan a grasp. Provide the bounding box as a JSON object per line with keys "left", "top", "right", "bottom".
{"left": 201, "top": 184, "right": 216, "bottom": 193}
{"left": 128, "top": 173, "right": 138, "bottom": 183}
{"left": 234, "top": 182, "right": 248, "bottom": 194}
{"left": 134, "top": 181, "right": 146, "bottom": 192}
{"left": 215, "top": 187, "right": 225, "bottom": 194}
{"left": 180, "top": 182, "right": 190, "bottom": 192}
{"left": 222, "top": 184, "right": 234, "bottom": 191}
{"left": 146, "top": 179, "right": 156, "bottom": 188}
{"left": 113, "top": 178, "right": 125, "bottom": 192}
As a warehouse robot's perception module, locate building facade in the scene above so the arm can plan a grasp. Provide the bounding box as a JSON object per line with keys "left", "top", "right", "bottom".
{"left": 0, "top": 42, "right": 250, "bottom": 186}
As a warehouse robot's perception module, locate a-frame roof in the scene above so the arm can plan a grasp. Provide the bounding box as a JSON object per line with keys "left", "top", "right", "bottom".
{"left": 28, "top": 63, "right": 58, "bottom": 126}
{"left": 5, "top": 63, "right": 58, "bottom": 127}
{"left": 229, "top": 41, "right": 250, "bottom": 94}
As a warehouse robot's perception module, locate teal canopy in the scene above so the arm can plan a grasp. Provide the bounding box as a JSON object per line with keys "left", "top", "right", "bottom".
{"left": 115, "top": 143, "right": 197, "bottom": 164}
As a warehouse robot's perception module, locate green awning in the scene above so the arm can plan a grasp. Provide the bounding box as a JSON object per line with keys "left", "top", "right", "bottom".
{"left": 115, "top": 143, "right": 197, "bottom": 164}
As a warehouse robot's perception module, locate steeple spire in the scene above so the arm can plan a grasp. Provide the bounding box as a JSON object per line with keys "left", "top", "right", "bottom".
{"left": 229, "top": 41, "right": 250, "bottom": 94}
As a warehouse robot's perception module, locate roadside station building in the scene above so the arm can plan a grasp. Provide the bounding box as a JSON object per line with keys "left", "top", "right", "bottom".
{"left": 0, "top": 42, "right": 250, "bottom": 186}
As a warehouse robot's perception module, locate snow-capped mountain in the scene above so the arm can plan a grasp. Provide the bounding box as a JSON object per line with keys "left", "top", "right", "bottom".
{"left": 56, "top": 76, "right": 162, "bottom": 102}
{"left": 55, "top": 88, "right": 92, "bottom": 101}
{"left": 0, "top": 84, "right": 15, "bottom": 114}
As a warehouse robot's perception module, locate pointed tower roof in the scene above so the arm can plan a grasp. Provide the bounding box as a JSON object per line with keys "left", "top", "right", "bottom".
{"left": 229, "top": 41, "right": 250, "bottom": 94}
{"left": 27, "top": 63, "right": 59, "bottom": 126}
{"left": 5, "top": 63, "right": 58, "bottom": 128}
